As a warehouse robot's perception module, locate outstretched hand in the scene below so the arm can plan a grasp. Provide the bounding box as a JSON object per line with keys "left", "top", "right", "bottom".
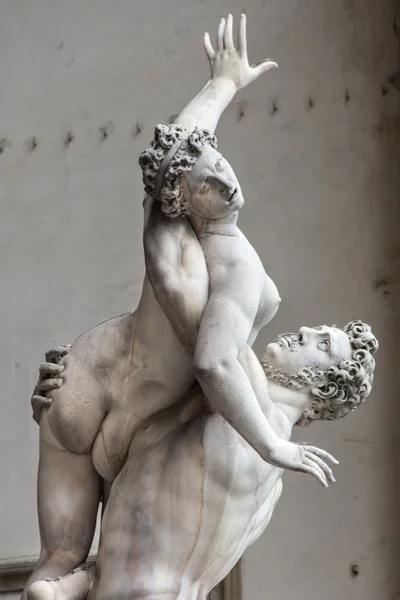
{"left": 268, "top": 438, "right": 338, "bottom": 488}
{"left": 204, "top": 14, "right": 277, "bottom": 91}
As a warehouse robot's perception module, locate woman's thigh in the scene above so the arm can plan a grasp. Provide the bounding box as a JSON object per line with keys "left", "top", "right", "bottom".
{"left": 47, "top": 352, "right": 107, "bottom": 454}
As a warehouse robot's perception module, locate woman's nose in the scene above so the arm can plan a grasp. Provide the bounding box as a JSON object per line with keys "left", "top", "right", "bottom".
{"left": 218, "top": 176, "right": 233, "bottom": 192}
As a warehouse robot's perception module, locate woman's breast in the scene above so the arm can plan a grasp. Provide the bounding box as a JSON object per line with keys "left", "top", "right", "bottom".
{"left": 254, "top": 275, "right": 281, "bottom": 332}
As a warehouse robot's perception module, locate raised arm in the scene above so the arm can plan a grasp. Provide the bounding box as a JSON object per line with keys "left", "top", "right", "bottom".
{"left": 175, "top": 14, "right": 277, "bottom": 134}
{"left": 142, "top": 16, "right": 277, "bottom": 351}
{"left": 143, "top": 196, "right": 209, "bottom": 356}
{"left": 141, "top": 15, "right": 277, "bottom": 350}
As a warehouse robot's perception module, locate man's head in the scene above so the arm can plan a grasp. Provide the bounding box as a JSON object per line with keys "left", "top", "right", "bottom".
{"left": 139, "top": 124, "right": 243, "bottom": 219}
{"left": 262, "top": 320, "right": 378, "bottom": 426}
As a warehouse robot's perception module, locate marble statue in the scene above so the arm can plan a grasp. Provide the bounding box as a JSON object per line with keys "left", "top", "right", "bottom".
{"left": 24, "top": 15, "right": 378, "bottom": 600}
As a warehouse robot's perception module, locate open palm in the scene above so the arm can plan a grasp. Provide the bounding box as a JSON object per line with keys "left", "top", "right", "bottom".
{"left": 204, "top": 14, "right": 277, "bottom": 90}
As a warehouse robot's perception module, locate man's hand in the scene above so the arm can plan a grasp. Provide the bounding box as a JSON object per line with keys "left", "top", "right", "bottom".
{"left": 31, "top": 345, "right": 71, "bottom": 424}
{"left": 204, "top": 14, "right": 277, "bottom": 91}
{"left": 268, "top": 438, "right": 338, "bottom": 488}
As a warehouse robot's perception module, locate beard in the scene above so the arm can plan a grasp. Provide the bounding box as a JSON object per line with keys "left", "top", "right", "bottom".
{"left": 261, "top": 359, "right": 325, "bottom": 391}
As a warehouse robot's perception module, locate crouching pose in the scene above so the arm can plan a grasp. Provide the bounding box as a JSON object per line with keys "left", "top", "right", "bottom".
{"left": 29, "top": 320, "right": 377, "bottom": 600}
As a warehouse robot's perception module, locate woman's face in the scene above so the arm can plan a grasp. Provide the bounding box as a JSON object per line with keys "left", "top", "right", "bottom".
{"left": 182, "top": 146, "right": 244, "bottom": 219}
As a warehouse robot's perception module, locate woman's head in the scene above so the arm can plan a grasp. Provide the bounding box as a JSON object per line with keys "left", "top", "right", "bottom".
{"left": 139, "top": 124, "right": 243, "bottom": 219}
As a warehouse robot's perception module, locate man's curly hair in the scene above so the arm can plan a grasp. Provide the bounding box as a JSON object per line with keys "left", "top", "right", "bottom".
{"left": 262, "top": 320, "right": 378, "bottom": 427}
{"left": 138, "top": 124, "right": 217, "bottom": 219}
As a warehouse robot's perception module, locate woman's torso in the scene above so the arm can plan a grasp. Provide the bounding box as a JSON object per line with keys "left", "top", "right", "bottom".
{"left": 199, "top": 227, "right": 281, "bottom": 346}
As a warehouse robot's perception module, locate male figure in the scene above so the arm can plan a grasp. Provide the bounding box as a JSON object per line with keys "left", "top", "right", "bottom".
{"left": 29, "top": 321, "right": 377, "bottom": 600}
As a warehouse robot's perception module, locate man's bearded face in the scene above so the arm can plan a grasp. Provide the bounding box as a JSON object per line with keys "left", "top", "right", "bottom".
{"left": 263, "top": 326, "right": 353, "bottom": 377}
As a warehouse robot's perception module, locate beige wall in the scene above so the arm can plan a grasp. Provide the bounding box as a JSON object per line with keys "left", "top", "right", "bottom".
{"left": 0, "top": 0, "right": 399, "bottom": 598}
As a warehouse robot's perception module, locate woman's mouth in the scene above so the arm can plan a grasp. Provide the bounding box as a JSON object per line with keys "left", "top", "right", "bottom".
{"left": 227, "top": 188, "right": 237, "bottom": 203}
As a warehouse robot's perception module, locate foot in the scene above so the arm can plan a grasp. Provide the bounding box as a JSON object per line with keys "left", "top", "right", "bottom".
{"left": 27, "top": 581, "right": 58, "bottom": 600}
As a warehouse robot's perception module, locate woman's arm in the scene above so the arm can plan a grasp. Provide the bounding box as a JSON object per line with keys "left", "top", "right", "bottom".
{"left": 175, "top": 14, "right": 277, "bottom": 134}
{"left": 143, "top": 16, "right": 277, "bottom": 350}
{"left": 193, "top": 284, "right": 336, "bottom": 487}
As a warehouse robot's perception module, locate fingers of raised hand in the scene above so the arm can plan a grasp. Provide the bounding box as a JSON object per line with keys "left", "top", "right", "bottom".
{"left": 212, "top": 14, "right": 252, "bottom": 57}
{"left": 253, "top": 59, "right": 278, "bottom": 78}
{"left": 224, "top": 14, "right": 234, "bottom": 50}
{"left": 238, "top": 13, "right": 247, "bottom": 57}
{"left": 217, "top": 18, "right": 226, "bottom": 51}
{"left": 301, "top": 445, "right": 339, "bottom": 465}
{"left": 203, "top": 32, "right": 215, "bottom": 61}
{"left": 304, "top": 451, "right": 336, "bottom": 483}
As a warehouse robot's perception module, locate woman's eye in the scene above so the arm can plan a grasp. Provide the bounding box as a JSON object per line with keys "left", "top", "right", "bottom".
{"left": 318, "top": 340, "right": 330, "bottom": 352}
{"left": 215, "top": 159, "right": 223, "bottom": 172}
{"left": 200, "top": 182, "right": 210, "bottom": 195}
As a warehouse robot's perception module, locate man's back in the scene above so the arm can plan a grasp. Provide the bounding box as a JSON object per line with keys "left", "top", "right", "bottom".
{"left": 92, "top": 398, "right": 285, "bottom": 600}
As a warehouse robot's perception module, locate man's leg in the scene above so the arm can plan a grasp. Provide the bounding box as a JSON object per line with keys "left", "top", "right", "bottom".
{"left": 23, "top": 411, "right": 101, "bottom": 600}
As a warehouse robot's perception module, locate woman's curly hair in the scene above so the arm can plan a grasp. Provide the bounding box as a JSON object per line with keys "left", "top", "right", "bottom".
{"left": 297, "top": 320, "right": 378, "bottom": 426}
{"left": 138, "top": 124, "right": 217, "bottom": 219}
